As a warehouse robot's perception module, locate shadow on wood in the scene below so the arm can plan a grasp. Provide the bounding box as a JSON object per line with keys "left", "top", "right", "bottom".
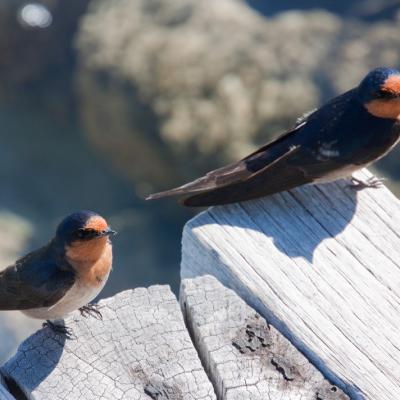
{"left": 181, "top": 169, "right": 399, "bottom": 400}
{"left": 1, "top": 287, "right": 215, "bottom": 400}
{"left": 189, "top": 177, "right": 358, "bottom": 262}
{"left": 1, "top": 328, "right": 66, "bottom": 398}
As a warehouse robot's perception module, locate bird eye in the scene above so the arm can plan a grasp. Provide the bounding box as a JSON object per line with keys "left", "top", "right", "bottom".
{"left": 76, "top": 228, "right": 98, "bottom": 240}
{"left": 76, "top": 229, "right": 86, "bottom": 239}
{"left": 377, "top": 88, "right": 399, "bottom": 99}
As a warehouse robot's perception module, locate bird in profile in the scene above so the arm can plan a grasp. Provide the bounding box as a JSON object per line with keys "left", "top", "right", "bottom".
{"left": 0, "top": 211, "right": 116, "bottom": 335}
{"left": 147, "top": 67, "right": 400, "bottom": 207}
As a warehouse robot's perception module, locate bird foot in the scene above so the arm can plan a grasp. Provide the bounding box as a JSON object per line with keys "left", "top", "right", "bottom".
{"left": 349, "top": 176, "right": 386, "bottom": 191}
{"left": 79, "top": 303, "right": 103, "bottom": 320}
{"left": 43, "top": 320, "right": 73, "bottom": 338}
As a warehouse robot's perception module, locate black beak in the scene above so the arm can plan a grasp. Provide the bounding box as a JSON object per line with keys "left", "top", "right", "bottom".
{"left": 100, "top": 227, "right": 117, "bottom": 237}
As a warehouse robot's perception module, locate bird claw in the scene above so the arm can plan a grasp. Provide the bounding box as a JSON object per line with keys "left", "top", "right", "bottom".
{"left": 348, "top": 176, "right": 386, "bottom": 191}
{"left": 79, "top": 303, "right": 103, "bottom": 320}
{"left": 43, "top": 320, "right": 73, "bottom": 338}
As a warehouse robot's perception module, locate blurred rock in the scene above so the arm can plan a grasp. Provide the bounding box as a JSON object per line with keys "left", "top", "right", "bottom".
{"left": 76, "top": 0, "right": 328, "bottom": 190}
{"left": 0, "top": 211, "right": 33, "bottom": 265}
{"left": 76, "top": 0, "right": 400, "bottom": 191}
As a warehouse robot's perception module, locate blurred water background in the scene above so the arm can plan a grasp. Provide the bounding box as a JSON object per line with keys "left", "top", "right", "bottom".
{"left": 0, "top": 0, "right": 400, "bottom": 362}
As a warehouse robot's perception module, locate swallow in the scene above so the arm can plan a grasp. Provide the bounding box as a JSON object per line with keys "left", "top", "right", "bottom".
{"left": 147, "top": 67, "right": 400, "bottom": 207}
{"left": 0, "top": 211, "right": 116, "bottom": 335}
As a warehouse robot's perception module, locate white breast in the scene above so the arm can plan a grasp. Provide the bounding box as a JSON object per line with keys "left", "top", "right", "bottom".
{"left": 21, "top": 270, "right": 110, "bottom": 321}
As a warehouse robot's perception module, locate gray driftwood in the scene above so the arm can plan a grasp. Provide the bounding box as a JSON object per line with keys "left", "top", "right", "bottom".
{"left": 181, "top": 169, "right": 400, "bottom": 400}
{"left": 180, "top": 275, "right": 348, "bottom": 400}
{"left": 0, "top": 286, "right": 216, "bottom": 400}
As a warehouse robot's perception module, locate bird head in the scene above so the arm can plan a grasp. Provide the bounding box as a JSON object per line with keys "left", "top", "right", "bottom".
{"left": 55, "top": 211, "right": 116, "bottom": 267}
{"left": 358, "top": 67, "right": 400, "bottom": 119}
{"left": 56, "top": 211, "right": 116, "bottom": 245}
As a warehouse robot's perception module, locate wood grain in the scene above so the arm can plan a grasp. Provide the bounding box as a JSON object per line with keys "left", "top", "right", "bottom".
{"left": 1, "top": 286, "right": 216, "bottom": 400}
{"left": 180, "top": 275, "right": 349, "bottom": 400}
{"left": 181, "top": 169, "right": 400, "bottom": 400}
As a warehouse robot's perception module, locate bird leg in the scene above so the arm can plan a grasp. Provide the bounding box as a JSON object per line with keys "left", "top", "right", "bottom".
{"left": 79, "top": 303, "right": 103, "bottom": 320}
{"left": 43, "top": 320, "right": 72, "bottom": 338}
{"left": 349, "top": 176, "right": 386, "bottom": 191}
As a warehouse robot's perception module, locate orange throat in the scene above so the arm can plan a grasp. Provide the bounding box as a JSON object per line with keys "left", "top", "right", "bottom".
{"left": 65, "top": 237, "right": 113, "bottom": 286}
{"left": 365, "top": 98, "right": 400, "bottom": 120}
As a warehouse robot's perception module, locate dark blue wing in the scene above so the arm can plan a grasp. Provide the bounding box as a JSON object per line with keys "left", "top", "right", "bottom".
{"left": 0, "top": 245, "right": 75, "bottom": 310}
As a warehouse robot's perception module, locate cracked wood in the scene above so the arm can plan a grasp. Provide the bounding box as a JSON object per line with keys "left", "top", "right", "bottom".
{"left": 181, "top": 168, "right": 400, "bottom": 400}
{"left": 180, "top": 275, "right": 347, "bottom": 400}
{"left": 0, "top": 286, "right": 216, "bottom": 400}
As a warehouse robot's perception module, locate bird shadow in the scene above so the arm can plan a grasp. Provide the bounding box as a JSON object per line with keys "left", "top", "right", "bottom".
{"left": 0, "top": 321, "right": 67, "bottom": 398}
{"left": 196, "top": 177, "right": 360, "bottom": 263}
{"left": 185, "top": 178, "right": 368, "bottom": 399}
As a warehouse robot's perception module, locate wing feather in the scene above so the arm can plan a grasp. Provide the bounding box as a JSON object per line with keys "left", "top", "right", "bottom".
{"left": 0, "top": 246, "right": 75, "bottom": 310}
{"left": 182, "top": 146, "right": 312, "bottom": 206}
{"left": 146, "top": 124, "right": 304, "bottom": 200}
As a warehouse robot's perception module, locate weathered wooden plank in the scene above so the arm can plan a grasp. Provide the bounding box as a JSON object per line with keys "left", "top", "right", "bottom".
{"left": 1, "top": 286, "right": 216, "bottom": 400}
{"left": 0, "top": 376, "right": 14, "bottom": 400}
{"left": 181, "top": 169, "right": 400, "bottom": 400}
{"left": 180, "top": 275, "right": 348, "bottom": 400}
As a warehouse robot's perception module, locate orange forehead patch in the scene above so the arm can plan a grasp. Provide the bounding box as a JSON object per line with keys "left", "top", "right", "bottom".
{"left": 84, "top": 216, "right": 108, "bottom": 232}
{"left": 381, "top": 76, "right": 400, "bottom": 95}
